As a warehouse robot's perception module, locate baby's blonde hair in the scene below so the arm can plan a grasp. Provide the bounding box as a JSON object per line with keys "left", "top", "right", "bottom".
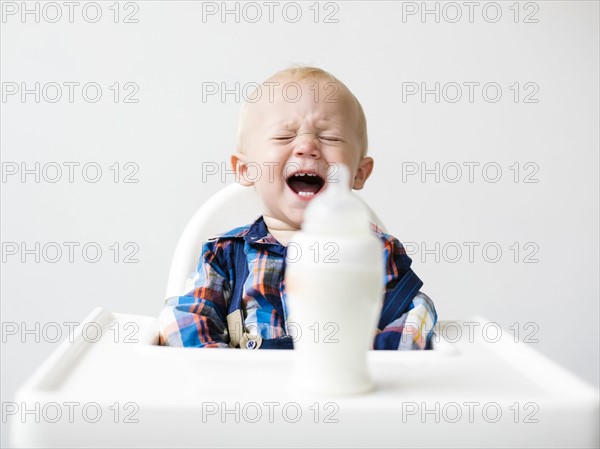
{"left": 236, "top": 65, "right": 368, "bottom": 157}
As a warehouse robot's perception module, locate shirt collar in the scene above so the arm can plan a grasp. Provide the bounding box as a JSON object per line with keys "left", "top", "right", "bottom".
{"left": 244, "top": 215, "right": 285, "bottom": 246}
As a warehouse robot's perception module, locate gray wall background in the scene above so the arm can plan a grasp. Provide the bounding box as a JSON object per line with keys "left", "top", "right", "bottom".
{"left": 1, "top": 1, "right": 598, "bottom": 446}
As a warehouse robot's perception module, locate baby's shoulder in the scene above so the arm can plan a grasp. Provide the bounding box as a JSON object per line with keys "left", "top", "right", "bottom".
{"left": 199, "top": 223, "right": 252, "bottom": 270}
{"left": 370, "top": 223, "right": 411, "bottom": 255}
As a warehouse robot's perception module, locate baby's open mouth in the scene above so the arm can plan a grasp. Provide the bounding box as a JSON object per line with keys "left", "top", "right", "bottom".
{"left": 286, "top": 171, "right": 325, "bottom": 199}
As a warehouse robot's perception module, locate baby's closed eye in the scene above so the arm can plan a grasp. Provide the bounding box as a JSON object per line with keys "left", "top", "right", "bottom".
{"left": 319, "top": 136, "right": 343, "bottom": 142}
{"left": 270, "top": 132, "right": 345, "bottom": 145}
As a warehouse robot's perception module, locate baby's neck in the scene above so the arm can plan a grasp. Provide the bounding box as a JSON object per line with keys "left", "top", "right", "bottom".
{"left": 262, "top": 215, "right": 300, "bottom": 246}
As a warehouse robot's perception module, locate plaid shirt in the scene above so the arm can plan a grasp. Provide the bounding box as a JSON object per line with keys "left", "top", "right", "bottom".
{"left": 159, "top": 215, "right": 437, "bottom": 350}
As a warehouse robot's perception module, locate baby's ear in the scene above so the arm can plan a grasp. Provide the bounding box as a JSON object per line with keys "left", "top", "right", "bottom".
{"left": 353, "top": 157, "right": 374, "bottom": 190}
{"left": 230, "top": 153, "right": 254, "bottom": 187}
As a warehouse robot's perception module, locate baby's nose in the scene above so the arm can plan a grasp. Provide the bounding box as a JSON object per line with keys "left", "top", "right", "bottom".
{"left": 293, "top": 133, "right": 321, "bottom": 158}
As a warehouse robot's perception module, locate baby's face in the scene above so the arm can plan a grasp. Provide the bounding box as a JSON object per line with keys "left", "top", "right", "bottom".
{"left": 232, "top": 76, "right": 373, "bottom": 229}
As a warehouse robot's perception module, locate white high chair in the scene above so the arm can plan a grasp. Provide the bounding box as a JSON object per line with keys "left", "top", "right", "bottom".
{"left": 164, "top": 182, "right": 387, "bottom": 299}
{"left": 10, "top": 182, "right": 599, "bottom": 448}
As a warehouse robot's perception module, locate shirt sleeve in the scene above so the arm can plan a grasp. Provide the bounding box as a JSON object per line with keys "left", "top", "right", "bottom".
{"left": 373, "top": 234, "right": 438, "bottom": 350}
{"left": 158, "top": 240, "right": 231, "bottom": 348}
{"left": 374, "top": 291, "right": 438, "bottom": 350}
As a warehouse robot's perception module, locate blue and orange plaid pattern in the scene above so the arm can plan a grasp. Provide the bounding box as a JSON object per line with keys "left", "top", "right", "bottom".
{"left": 159, "top": 216, "right": 437, "bottom": 350}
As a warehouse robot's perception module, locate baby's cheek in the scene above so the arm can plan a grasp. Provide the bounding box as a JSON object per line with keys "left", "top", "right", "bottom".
{"left": 258, "top": 158, "right": 286, "bottom": 182}
{"left": 255, "top": 172, "right": 284, "bottom": 192}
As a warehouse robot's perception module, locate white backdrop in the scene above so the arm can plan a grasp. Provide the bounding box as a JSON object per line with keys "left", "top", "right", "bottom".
{"left": 1, "top": 1, "right": 598, "bottom": 446}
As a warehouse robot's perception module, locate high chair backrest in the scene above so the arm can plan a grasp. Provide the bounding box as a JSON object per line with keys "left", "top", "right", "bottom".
{"left": 165, "top": 183, "right": 386, "bottom": 299}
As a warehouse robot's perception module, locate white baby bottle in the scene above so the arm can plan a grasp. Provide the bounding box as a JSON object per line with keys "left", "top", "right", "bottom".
{"left": 285, "top": 164, "right": 385, "bottom": 395}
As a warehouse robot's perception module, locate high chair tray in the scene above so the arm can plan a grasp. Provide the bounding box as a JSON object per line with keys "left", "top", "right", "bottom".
{"left": 10, "top": 307, "right": 599, "bottom": 448}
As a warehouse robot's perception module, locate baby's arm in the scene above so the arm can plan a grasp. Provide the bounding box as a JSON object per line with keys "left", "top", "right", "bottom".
{"left": 373, "top": 234, "right": 438, "bottom": 350}
{"left": 374, "top": 291, "right": 437, "bottom": 349}
{"left": 158, "top": 240, "right": 231, "bottom": 348}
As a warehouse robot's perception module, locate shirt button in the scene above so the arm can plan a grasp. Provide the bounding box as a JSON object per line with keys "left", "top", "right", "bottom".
{"left": 245, "top": 340, "right": 257, "bottom": 350}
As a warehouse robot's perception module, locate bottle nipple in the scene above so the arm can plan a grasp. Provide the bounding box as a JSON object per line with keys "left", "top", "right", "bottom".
{"left": 302, "top": 164, "right": 371, "bottom": 237}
